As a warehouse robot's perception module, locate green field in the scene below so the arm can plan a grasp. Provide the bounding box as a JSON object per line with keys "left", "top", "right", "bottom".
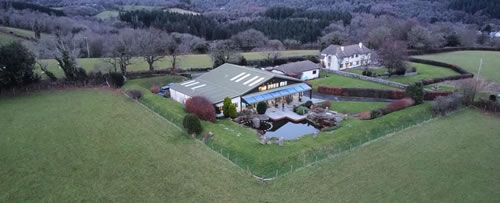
{"left": 309, "top": 73, "right": 395, "bottom": 91}
{"left": 0, "top": 26, "right": 50, "bottom": 47}
{"left": 95, "top": 5, "right": 161, "bottom": 19}
{"left": 349, "top": 62, "right": 458, "bottom": 84}
{"left": 38, "top": 50, "right": 319, "bottom": 78}
{"left": 1, "top": 89, "right": 499, "bottom": 201}
{"left": 414, "top": 51, "right": 500, "bottom": 82}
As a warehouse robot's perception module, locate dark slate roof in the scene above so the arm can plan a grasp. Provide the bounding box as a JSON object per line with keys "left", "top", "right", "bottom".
{"left": 170, "top": 63, "right": 302, "bottom": 104}
{"left": 320, "top": 43, "right": 371, "bottom": 58}
{"left": 273, "top": 60, "right": 320, "bottom": 75}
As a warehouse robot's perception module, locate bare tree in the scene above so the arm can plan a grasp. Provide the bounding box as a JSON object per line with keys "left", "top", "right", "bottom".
{"left": 457, "top": 78, "right": 484, "bottom": 106}
{"left": 105, "top": 29, "right": 138, "bottom": 77}
{"left": 407, "top": 25, "right": 433, "bottom": 49}
{"left": 210, "top": 40, "right": 240, "bottom": 68}
{"left": 231, "top": 29, "right": 269, "bottom": 51}
{"left": 136, "top": 29, "right": 169, "bottom": 71}
{"left": 166, "top": 34, "right": 189, "bottom": 71}
{"left": 256, "top": 39, "right": 284, "bottom": 64}
{"left": 377, "top": 40, "right": 409, "bottom": 75}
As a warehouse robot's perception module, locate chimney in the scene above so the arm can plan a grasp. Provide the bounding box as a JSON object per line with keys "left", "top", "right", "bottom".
{"left": 341, "top": 46, "right": 344, "bottom": 52}
{"left": 359, "top": 42, "right": 363, "bottom": 49}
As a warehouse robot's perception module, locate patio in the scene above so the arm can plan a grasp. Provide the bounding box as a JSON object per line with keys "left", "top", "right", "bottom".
{"left": 264, "top": 98, "right": 325, "bottom": 122}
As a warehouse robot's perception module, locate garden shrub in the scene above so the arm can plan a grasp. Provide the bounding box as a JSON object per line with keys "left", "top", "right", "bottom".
{"left": 386, "top": 98, "right": 415, "bottom": 112}
{"left": 228, "top": 103, "right": 238, "bottom": 118}
{"left": 257, "top": 102, "right": 267, "bottom": 114}
{"left": 424, "top": 91, "right": 452, "bottom": 100}
{"left": 474, "top": 99, "right": 500, "bottom": 113}
{"left": 432, "top": 94, "right": 463, "bottom": 116}
{"left": 370, "top": 109, "right": 384, "bottom": 119}
{"left": 359, "top": 111, "right": 372, "bottom": 120}
{"left": 304, "top": 100, "right": 313, "bottom": 108}
{"left": 489, "top": 95, "right": 497, "bottom": 102}
{"left": 222, "top": 97, "right": 232, "bottom": 118}
{"left": 294, "top": 106, "right": 309, "bottom": 115}
{"left": 150, "top": 85, "right": 160, "bottom": 94}
{"left": 106, "top": 72, "right": 125, "bottom": 87}
{"left": 409, "top": 66, "right": 417, "bottom": 73}
{"left": 127, "top": 89, "right": 143, "bottom": 100}
{"left": 183, "top": 114, "right": 203, "bottom": 136}
{"left": 185, "top": 96, "right": 216, "bottom": 122}
{"left": 405, "top": 82, "right": 424, "bottom": 104}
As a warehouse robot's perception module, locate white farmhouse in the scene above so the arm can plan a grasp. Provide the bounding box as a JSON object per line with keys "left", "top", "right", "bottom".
{"left": 271, "top": 60, "right": 320, "bottom": 80}
{"left": 320, "top": 43, "right": 372, "bottom": 71}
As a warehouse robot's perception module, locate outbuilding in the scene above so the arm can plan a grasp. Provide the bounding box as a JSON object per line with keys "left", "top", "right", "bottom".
{"left": 271, "top": 60, "right": 320, "bottom": 80}
{"left": 169, "top": 63, "right": 312, "bottom": 115}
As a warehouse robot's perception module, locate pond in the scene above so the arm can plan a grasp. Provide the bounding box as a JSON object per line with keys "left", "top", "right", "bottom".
{"left": 248, "top": 119, "right": 321, "bottom": 140}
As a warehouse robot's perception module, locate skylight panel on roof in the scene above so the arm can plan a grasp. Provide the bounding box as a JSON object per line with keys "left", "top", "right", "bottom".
{"left": 248, "top": 77, "right": 265, "bottom": 86}
{"left": 191, "top": 84, "right": 206, "bottom": 90}
{"left": 243, "top": 76, "right": 259, "bottom": 85}
{"left": 184, "top": 82, "right": 200, "bottom": 87}
{"left": 230, "top": 72, "right": 246, "bottom": 81}
{"left": 235, "top": 73, "right": 251, "bottom": 82}
{"left": 181, "top": 80, "right": 196, "bottom": 86}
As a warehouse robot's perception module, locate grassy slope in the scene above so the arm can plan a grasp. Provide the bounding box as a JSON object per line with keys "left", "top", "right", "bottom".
{"left": 38, "top": 50, "right": 319, "bottom": 78}
{"left": 415, "top": 51, "right": 500, "bottom": 82}
{"left": 329, "top": 101, "right": 388, "bottom": 114}
{"left": 309, "top": 73, "right": 395, "bottom": 91}
{"left": 0, "top": 89, "right": 260, "bottom": 202}
{"left": 1, "top": 90, "right": 499, "bottom": 202}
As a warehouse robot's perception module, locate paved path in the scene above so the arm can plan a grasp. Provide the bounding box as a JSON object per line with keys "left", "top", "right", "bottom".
{"left": 312, "top": 92, "right": 393, "bottom": 103}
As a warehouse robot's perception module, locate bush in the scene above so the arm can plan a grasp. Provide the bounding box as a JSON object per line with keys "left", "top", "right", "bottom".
{"left": 183, "top": 114, "right": 203, "bottom": 136}
{"left": 257, "top": 101, "right": 267, "bottom": 114}
{"left": 370, "top": 109, "right": 384, "bottom": 119}
{"left": 294, "top": 106, "right": 309, "bottom": 115}
{"left": 409, "top": 66, "right": 417, "bottom": 73}
{"left": 304, "top": 100, "right": 313, "bottom": 108}
{"left": 106, "top": 72, "right": 125, "bottom": 87}
{"left": 127, "top": 89, "right": 143, "bottom": 100}
{"left": 474, "top": 99, "right": 500, "bottom": 113}
{"left": 386, "top": 98, "right": 415, "bottom": 112}
{"left": 185, "top": 96, "right": 216, "bottom": 122}
{"left": 405, "top": 82, "right": 424, "bottom": 104}
{"left": 0, "top": 41, "right": 38, "bottom": 87}
{"left": 223, "top": 97, "right": 232, "bottom": 118}
{"left": 150, "top": 85, "right": 160, "bottom": 94}
{"left": 228, "top": 103, "right": 238, "bottom": 118}
{"left": 362, "top": 70, "right": 373, "bottom": 77}
{"left": 432, "top": 94, "right": 463, "bottom": 116}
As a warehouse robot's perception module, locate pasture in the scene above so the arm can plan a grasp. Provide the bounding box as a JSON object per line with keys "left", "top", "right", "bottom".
{"left": 414, "top": 51, "right": 500, "bottom": 82}
{"left": 309, "top": 73, "right": 395, "bottom": 91}
{"left": 37, "top": 50, "right": 319, "bottom": 78}
{"left": 1, "top": 89, "right": 499, "bottom": 201}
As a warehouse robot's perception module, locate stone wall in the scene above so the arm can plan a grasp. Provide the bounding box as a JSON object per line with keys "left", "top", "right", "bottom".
{"left": 320, "top": 68, "right": 408, "bottom": 89}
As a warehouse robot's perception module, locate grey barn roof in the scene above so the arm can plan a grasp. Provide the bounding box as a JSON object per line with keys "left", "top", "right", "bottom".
{"left": 321, "top": 43, "right": 371, "bottom": 58}
{"left": 170, "top": 63, "right": 302, "bottom": 104}
{"left": 273, "top": 60, "right": 320, "bottom": 75}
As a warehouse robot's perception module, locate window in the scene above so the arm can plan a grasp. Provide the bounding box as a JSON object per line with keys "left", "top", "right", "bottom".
{"left": 356, "top": 61, "right": 359, "bottom": 65}
{"left": 355, "top": 54, "right": 358, "bottom": 58}
{"left": 349, "top": 62, "right": 353, "bottom": 66}
{"left": 345, "top": 63, "right": 348, "bottom": 68}
{"left": 259, "top": 86, "right": 267, "bottom": 91}
{"left": 234, "top": 103, "right": 238, "bottom": 108}
{"left": 279, "top": 81, "right": 287, "bottom": 87}
{"left": 313, "top": 70, "right": 317, "bottom": 74}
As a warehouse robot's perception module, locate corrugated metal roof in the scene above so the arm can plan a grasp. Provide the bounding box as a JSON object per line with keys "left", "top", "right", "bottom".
{"left": 170, "top": 63, "right": 302, "bottom": 104}
{"left": 273, "top": 60, "right": 320, "bottom": 74}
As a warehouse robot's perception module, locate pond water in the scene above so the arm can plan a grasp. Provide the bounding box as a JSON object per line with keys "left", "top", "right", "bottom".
{"left": 261, "top": 119, "right": 320, "bottom": 140}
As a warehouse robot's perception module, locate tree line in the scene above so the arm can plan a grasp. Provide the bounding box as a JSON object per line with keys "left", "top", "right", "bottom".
{"left": 449, "top": 0, "right": 500, "bottom": 19}
{"left": 0, "top": 1, "right": 65, "bottom": 16}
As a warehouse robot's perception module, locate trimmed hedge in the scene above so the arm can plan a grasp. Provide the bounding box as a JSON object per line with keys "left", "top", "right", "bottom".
{"left": 246, "top": 55, "right": 319, "bottom": 67}
{"left": 318, "top": 85, "right": 452, "bottom": 101}
{"left": 408, "top": 47, "right": 500, "bottom": 56}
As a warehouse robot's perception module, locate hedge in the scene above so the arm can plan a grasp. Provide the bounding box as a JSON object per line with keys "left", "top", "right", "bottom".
{"left": 408, "top": 47, "right": 500, "bottom": 56}
{"left": 246, "top": 55, "right": 319, "bottom": 67}
{"left": 318, "top": 85, "right": 452, "bottom": 101}
{"left": 409, "top": 57, "right": 474, "bottom": 85}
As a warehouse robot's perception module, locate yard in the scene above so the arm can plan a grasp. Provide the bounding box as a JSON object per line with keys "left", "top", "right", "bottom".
{"left": 37, "top": 50, "right": 319, "bottom": 78}
{"left": 123, "top": 76, "right": 431, "bottom": 178}
{"left": 1, "top": 89, "right": 499, "bottom": 202}
{"left": 349, "top": 62, "right": 458, "bottom": 84}
{"left": 329, "top": 101, "right": 388, "bottom": 114}
{"left": 414, "top": 51, "right": 500, "bottom": 82}
{"left": 309, "top": 73, "right": 395, "bottom": 91}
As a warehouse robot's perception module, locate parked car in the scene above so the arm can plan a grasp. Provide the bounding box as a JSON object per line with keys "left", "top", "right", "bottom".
{"left": 157, "top": 83, "right": 175, "bottom": 97}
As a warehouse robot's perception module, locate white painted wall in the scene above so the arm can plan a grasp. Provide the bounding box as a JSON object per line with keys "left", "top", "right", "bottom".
{"left": 169, "top": 89, "right": 190, "bottom": 104}
{"left": 322, "top": 53, "right": 371, "bottom": 71}
{"left": 300, "top": 69, "right": 319, "bottom": 80}
{"left": 215, "top": 97, "right": 242, "bottom": 113}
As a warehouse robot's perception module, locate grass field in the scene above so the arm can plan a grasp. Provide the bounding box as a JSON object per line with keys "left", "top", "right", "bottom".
{"left": 95, "top": 5, "right": 161, "bottom": 20}
{"left": 414, "top": 51, "right": 500, "bottom": 82}
{"left": 309, "top": 73, "right": 395, "bottom": 91}
{"left": 0, "top": 26, "right": 50, "bottom": 47}
{"left": 1, "top": 89, "right": 499, "bottom": 201}
{"left": 349, "top": 62, "right": 458, "bottom": 84}
{"left": 38, "top": 50, "right": 319, "bottom": 78}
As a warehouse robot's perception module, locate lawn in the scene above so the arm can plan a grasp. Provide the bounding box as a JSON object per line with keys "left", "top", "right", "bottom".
{"left": 2, "top": 89, "right": 499, "bottom": 202}
{"left": 414, "top": 51, "right": 500, "bottom": 82}
{"left": 349, "top": 62, "right": 458, "bottom": 84}
{"left": 309, "top": 73, "right": 395, "bottom": 91}
{"left": 329, "top": 101, "right": 388, "bottom": 114}
{"left": 124, "top": 76, "right": 432, "bottom": 178}
{"left": 37, "top": 50, "right": 318, "bottom": 78}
